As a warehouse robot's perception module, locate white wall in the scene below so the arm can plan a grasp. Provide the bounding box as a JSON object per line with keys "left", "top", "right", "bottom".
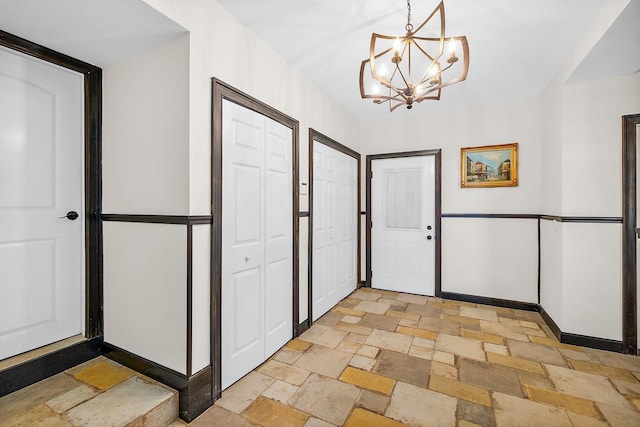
{"left": 361, "top": 97, "right": 542, "bottom": 304}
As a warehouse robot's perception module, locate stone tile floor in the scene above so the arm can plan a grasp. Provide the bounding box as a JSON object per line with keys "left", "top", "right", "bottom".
{"left": 193, "top": 289, "right": 640, "bottom": 426}
{"left": 0, "top": 356, "right": 180, "bottom": 426}
{"left": 4, "top": 288, "right": 640, "bottom": 426}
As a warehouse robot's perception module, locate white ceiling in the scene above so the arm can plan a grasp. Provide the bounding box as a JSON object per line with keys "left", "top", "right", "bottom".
{"left": 0, "top": 0, "right": 636, "bottom": 122}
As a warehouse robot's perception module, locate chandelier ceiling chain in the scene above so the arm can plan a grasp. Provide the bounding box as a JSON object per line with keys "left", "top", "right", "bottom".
{"left": 359, "top": 0, "right": 470, "bottom": 112}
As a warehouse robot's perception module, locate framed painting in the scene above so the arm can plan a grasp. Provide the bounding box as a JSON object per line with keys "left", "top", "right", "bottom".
{"left": 461, "top": 143, "right": 518, "bottom": 188}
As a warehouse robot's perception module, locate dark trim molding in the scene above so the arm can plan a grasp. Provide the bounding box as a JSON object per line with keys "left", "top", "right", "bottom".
{"left": 0, "top": 30, "right": 103, "bottom": 355}
{"left": 440, "top": 292, "right": 539, "bottom": 312}
{"left": 103, "top": 343, "right": 212, "bottom": 422}
{"left": 366, "top": 150, "right": 442, "bottom": 295}
{"left": 299, "top": 211, "right": 310, "bottom": 217}
{"left": 101, "top": 214, "right": 212, "bottom": 225}
{"left": 211, "top": 78, "right": 300, "bottom": 401}
{"left": 538, "top": 306, "right": 562, "bottom": 340}
{"left": 308, "top": 128, "right": 361, "bottom": 326}
{"left": 297, "top": 322, "right": 310, "bottom": 335}
{"left": 539, "top": 215, "right": 623, "bottom": 223}
{"left": 622, "top": 113, "right": 640, "bottom": 354}
{"left": 0, "top": 338, "right": 103, "bottom": 398}
{"left": 561, "top": 333, "right": 623, "bottom": 353}
{"left": 442, "top": 213, "right": 539, "bottom": 219}
{"left": 186, "top": 225, "right": 193, "bottom": 377}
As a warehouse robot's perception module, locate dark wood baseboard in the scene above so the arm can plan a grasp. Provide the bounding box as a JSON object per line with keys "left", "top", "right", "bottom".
{"left": 440, "top": 292, "right": 539, "bottom": 312}
{"left": 538, "top": 306, "right": 562, "bottom": 341}
{"left": 561, "top": 333, "right": 623, "bottom": 353}
{"left": 297, "top": 321, "right": 310, "bottom": 335}
{"left": 102, "top": 342, "right": 212, "bottom": 422}
{"left": 0, "top": 337, "right": 103, "bottom": 397}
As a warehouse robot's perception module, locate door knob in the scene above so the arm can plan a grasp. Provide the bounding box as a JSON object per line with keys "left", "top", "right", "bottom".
{"left": 427, "top": 225, "right": 432, "bottom": 230}
{"left": 426, "top": 235, "right": 432, "bottom": 240}
{"left": 59, "top": 211, "right": 79, "bottom": 220}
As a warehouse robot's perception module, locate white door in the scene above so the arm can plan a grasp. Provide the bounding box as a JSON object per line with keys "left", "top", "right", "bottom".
{"left": 0, "top": 46, "right": 85, "bottom": 360}
{"left": 221, "top": 100, "right": 292, "bottom": 389}
{"left": 312, "top": 141, "right": 358, "bottom": 320}
{"left": 371, "top": 156, "right": 435, "bottom": 295}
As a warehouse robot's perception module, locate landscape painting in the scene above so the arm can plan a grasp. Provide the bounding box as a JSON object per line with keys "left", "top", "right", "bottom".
{"left": 461, "top": 143, "right": 518, "bottom": 188}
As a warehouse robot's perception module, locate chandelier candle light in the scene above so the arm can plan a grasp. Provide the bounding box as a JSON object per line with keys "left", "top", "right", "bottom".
{"left": 359, "top": 0, "right": 469, "bottom": 111}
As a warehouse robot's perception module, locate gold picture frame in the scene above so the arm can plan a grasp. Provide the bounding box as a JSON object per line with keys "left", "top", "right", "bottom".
{"left": 461, "top": 143, "right": 518, "bottom": 188}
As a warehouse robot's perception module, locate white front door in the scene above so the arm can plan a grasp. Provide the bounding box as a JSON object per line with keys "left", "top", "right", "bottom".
{"left": 0, "top": 46, "right": 85, "bottom": 360}
{"left": 371, "top": 156, "right": 435, "bottom": 295}
{"left": 312, "top": 141, "right": 358, "bottom": 320}
{"left": 221, "top": 100, "right": 292, "bottom": 390}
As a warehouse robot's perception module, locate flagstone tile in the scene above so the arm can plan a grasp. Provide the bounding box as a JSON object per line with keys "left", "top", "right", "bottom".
{"left": 349, "top": 354, "right": 377, "bottom": 371}
{"left": 262, "top": 380, "right": 299, "bottom": 404}
{"left": 314, "top": 311, "right": 344, "bottom": 328}
{"left": 386, "top": 381, "right": 458, "bottom": 427}
{"left": 611, "top": 378, "right": 640, "bottom": 397}
{"left": 379, "top": 298, "right": 408, "bottom": 308}
{"left": 523, "top": 328, "right": 547, "bottom": 337}
{"left": 565, "top": 411, "right": 609, "bottom": 427}
{"left": 332, "top": 306, "right": 366, "bottom": 317}
{"left": 215, "top": 371, "right": 276, "bottom": 414}
{"left": 459, "top": 420, "right": 484, "bottom": 427}
{"left": 442, "top": 314, "right": 482, "bottom": 328}
{"left": 72, "top": 360, "right": 136, "bottom": 390}
{"left": 243, "top": 396, "right": 308, "bottom": 427}
{"left": 558, "top": 347, "right": 592, "bottom": 362}
{"left": 486, "top": 352, "right": 546, "bottom": 374}
{"left": 304, "top": 417, "right": 335, "bottom": 427}
{"left": 365, "top": 329, "right": 413, "bottom": 353}
{"left": 351, "top": 289, "right": 383, "bottom": 301}
{"left": 419, "top": 317, "right": 460, "bottom": 336}
{"left": 435, "top": 334, "right": 485, "bottom": 361}
{"left": 273, "top": 347, "right": 304, "bottom": 364}
{"left": 586, "top": 348, "right": 640, "bottom": 372}
{"left": 409, "top": 345, "right": 435, "bottom": 360}
{"left": 480, "top": 321, "right": 529, "bottom": 341}
{"left": 188, "top": 406, "right": 257, "bottom": 427}
{"left": 396, "top": 325, "right": 437, "bottom": 340}
{"left": 357, "top": 345, "right": 380, "bottom": 358}
{"left": 45, "top": 384, "right": 97, "bottom": 413}
{"left": 335, "top": 321, "right": 373, "bottom": 336}
{"left": 568, "top": 359, "right": 637, "bottom": 382}
{"left": 300, "top": 325, "right": 348, "bottom": 348}
{"left": 345, "top": 407, "right": 406, "bottom": 427}
{"left": 353, "top": 300, "right": 390, "bottom": 315}
{"left": 285, "top": 339, "right": 312, "bottom": 352}
{"left": 294, "top": 345, "right": 351, "bottom": 378}
{"left": 460, "top": 306, "right": 499, "bottom": 322}
{"left": 458, "top": 399, "right": 496, "bottom": 427}
{"left": 507, "top": 339, "right": 567, "bottom": 367}
{"left": 398, "top": 318, "right": 418, "bottom": 327}
{"left": 336, "top": 339, "right": 361, "bottom": 354}
{"left": 386, "top": 310, "right": 420, "bottom": 322}
{"left": 433, "top": 351, "right": 455, "bottom": 365}
{"left": 344, "top": 332, "right": 368, "bottom": 344}
{"left": 412, "top": 336, "right": 435, "bottom": 349}
{"left": 0, "top": 372, "right": 81, "bottom": 422}
{"left": 341, "top": 315, "right": 361, "bottom": 324}
{"left": 359, "top": 313, "right": 399, "bottom": 332}
{"left": 492, "top": 392, "right": 572, "bottom": 427}
{"left": 510, "top": 309, "right": 545, "bottom": 323}
{"left": 484, "top": 342, "right": 508, "bottom": 355}
{"left": 396, "top": 293, "right": 429, "bottom": 305}
{"left": 546, "top": 364, "right": 633, "bottom": 409}
{"left": 597, "top": 402, "right": 640, "bottom": 427}
{"left": 429, "top": 375, "right": 491, "bottom": 406}
{"left": 373, "top": 350, "right": 431, "bottom": 387}
{"left": 340, "top": 367, "right": 395, "bottom": 395}
{"left": 64, "top": 377, "right": 174, "bottom": 427}
{"left": 355, "top": 389, "right": 390, "bottom": 414}
{"left": 430, "top": 361, "right": 458, "bottom": 379}
{"left": 461, "top": 329, "right": 505, "bottom": 345}
{"left": 459, "top": 357, "right": 523, "bottom": 397}
{"left": 406, "top": 303, "right": 442, "bottom": 318}
{"left": 2, "top": 404, "right": 71, "bottom": 427}
{"left": 529, "top": 336, "right": 585, "bottom": 352}
{"left": 289, "top": 374, "right": 359, "bottom": 425}
{"left": 523, "top": 384, "right": 600, "bottom": 418}
{"left": 516, "top": 370, "right": 554, "bottom": 390}
{"left": 258, "top": 360, "right": 311, "bottom": 386}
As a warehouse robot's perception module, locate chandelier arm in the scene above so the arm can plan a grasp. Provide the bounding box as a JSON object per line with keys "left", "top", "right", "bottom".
{"left": 411, "top": 1, "right": 444, "bottom": 35}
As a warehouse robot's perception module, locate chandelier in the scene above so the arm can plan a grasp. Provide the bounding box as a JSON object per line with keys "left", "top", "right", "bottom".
{"left": 359, "top": 0, "right": 469, "bottom": 111}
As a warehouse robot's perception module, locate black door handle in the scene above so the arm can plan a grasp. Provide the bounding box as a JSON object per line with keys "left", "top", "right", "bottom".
{"left": 59, "top": 211, "right": 79, "bottom": 220}
{"left": 426, "top": 235, "right": 432, "bottom": 240}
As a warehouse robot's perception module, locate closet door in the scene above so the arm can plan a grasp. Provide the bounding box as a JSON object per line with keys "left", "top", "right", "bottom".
{"left": 312, "top": 140, "right": 358, "bottom": 321}
{"left": 221, "top": 100, "right": 292, "bottom": 390}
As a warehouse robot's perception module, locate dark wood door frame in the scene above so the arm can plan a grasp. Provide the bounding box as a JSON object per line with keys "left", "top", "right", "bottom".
{"left": 307, "top": 129, "right": 361, "bottom": 327}
{"left": 211, "top": 78, "right": 300, "bottom": 399}
{"left": 622, "top": 114, "right": 640, "bottom": 355}
{"left": 366, "top": 150, "right": 442, "bottom": 295}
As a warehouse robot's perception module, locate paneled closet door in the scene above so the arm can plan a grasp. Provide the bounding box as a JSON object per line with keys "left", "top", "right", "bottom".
{"left": 221, "top": 100, "right": 292, "bottom": 390}
{"left": 312, "top": 141, "right": 358, "bottom": 321}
